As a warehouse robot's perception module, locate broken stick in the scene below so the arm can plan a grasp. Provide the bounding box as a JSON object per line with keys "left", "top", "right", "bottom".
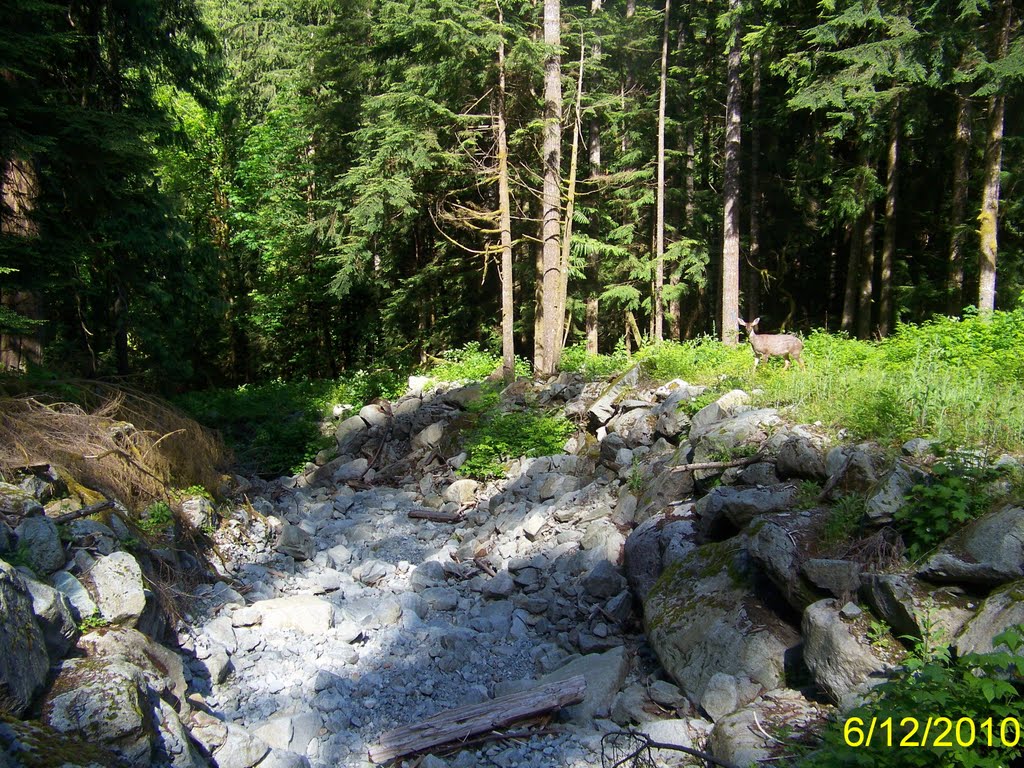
{"left": 367, "top": 675, "right": 587, "bottom": 764}
{"left": 408, "top": 508, "right": 462, "bottom": 523}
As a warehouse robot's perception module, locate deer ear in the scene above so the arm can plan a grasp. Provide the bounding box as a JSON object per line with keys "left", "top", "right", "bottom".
{"left": 752, "top": 317, "right": 761, "bottom": 326}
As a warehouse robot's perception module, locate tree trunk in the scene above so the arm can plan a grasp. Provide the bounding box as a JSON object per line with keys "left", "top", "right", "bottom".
{"left": 856, "top": 182, "right": 876, "bottom": 340}
{"left": 878, "top": 101, "right": 899, "bottom": 337}
{"left": 841, "top": 219, "right": 861, "bottom": 335}
{"left": 720, "top": 0, "right": 742, "bottom": 345}
{"left": 496, "top": 4, "right": 515, "bottom": 382}
{"left": 946, "top": 86, "right": 971, "bottom": 316}
{"left": 559, "top": 36, "right": 584, "bottom": 353}
{"left": 653, "top": 0, "right": 670, "bottom": 342}
{"left": 746, "top": 44, "right": 762, "bottom": 323}
{"left": 535, "top": 0, "right": 564, "bottom": 376}
{"left": 585, "top": 0, "right": 602, "bottom": 355}
{"left": 978, "top": 0, "right": 1011, "bottom": 315}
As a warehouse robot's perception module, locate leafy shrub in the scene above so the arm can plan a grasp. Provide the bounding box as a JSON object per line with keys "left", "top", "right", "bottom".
{"left": 458, "top": 410, "right": 576, "bottom": 480}
{"left": 807, "top": 626, "right": 1024, "bottom": 767}
{"left": 894, "top": 458, "right": 1003, "bottom": 560}
{"left": 138, "top": 500, "right": 174, "bottom": 535}
{"left": 559, "top": 342, "right": 631, "bottom": 378}
{"left": 818, "top": 494, "right": 866, "bottom": 551}
{"left": 426, "top": 343, "right": 531, "bottom": 384}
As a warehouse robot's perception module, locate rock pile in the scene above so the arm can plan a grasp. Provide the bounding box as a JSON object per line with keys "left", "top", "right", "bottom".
{"left": 1, "top": 370, "right": 1022, "bottom": 768}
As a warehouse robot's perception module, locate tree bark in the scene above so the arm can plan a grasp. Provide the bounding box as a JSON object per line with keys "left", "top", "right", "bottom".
{"left": 946, "top": 86, "right": 971, "bottom": 316}
{"left": 841, "top": 219, "right": 861, "bottom": 335}
{"left": 653, "top": 0, "right": 670, "bottom": 342}
{"left": 878, "top": 101, "right": 899, "bottom": 337}
{"left": 720, "top": 0, "right": 742, "bottom": 345}
{"left": 746, "top": 44, "right": 762, "bottom": 323}
{"left": 585, "top": 0, "right": 602, "bottom": 355}
{"left": 535, "top": 0, "right": 564, "bottom": 376}
{"left": 559, "top": 36, "right": 584, "bottom": 352}
{"left": 496, "top": 4, "right": 515, "bottom": 382}
{"left": 856, "top": 173, "right": 876, "bottom": 340}
{"left": 978, "top": 0, "right": 1011, "bottom": 315}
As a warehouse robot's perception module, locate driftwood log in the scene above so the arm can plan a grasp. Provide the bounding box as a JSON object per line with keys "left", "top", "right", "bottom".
{"left": 367, "top": 675, "right": 587, "bottom": 764}
{"left": 408, "top": 508, "right": 462, "bottom": 523}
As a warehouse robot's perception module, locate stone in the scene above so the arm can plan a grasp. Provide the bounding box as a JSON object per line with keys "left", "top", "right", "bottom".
{"left": 410, "top": 560, "right": 447, "bottom": 591}
{"left": 0, "top": 714, "right": 121, "bottom": 767}
{"left": 325, "top": 543, "right": 352, "bottom": 568}
{"left": 955, "top": 580, "right": 1024, "bottom": 655}
{"left": 68, "top": 519, "right": 118, "bottom": 555}
{"left": 611, "top": 684, "right": 658, "bottom": 725}
{"left": 748, "top": 513, "right": 823, "bottom": 611}
{"left": 639, "top": 719, "right": 694, "bottom": 750}
{"left": 802, "top": 599, "right": 893, "bottom": 708}
{"left": 582, "top": 560, "right": 626, "bottom": 599}
{"left": 623, "top": 511, "right": 697, "bottom": 601}
{"left": 179, "top": 497, "right": 216, "bottom": 530}
{"left": 421, "top": 587, "right": 459, "bottom": 611}
{"left": 0, "top": 482, "right": 44, "bottom": 517}
{"left": 86, "top": 551, "right": 147, "bottom": 626}
{"left": 737, "top": 461, "right": 781, "bottom": 487}
{"left": 543, "top": 646, "right": 629, "bottom": 724}
{"left": 335, "top": 415, "right": 368, "bottom": 452}
{"left": 333, "top": 458, "right": 369, "bottom": 483}
{"left": 608, "top": 407, "right": 657, "bottom": 447}
{"left": 902, "top": 438, "right": 937, "bottom": 457}
{"left": 21, "top": 573, "right": 79, "bottom": 659}
{"left": 918, "top": 505, "right": 1024, "bottom": 586}
{"left": 642, "top": 537, "right": 801, "bottom": 706}
{"left": 154, "top": 697, "right": 205, "bottom": 768}
{"left": 359, "top": 403, "right": 390, "bottom": 427}
{"left": 14, "top": 515, "right": 65, "bottom": 574}
{"left": 482, "top": 571, "right": 515, "bottom": 599}
{"left": 0, "top": 561, "right": 50, "bottom": 716}
{"left": 275, "top": 524, "right": 314, "bottom": 561}
{"left": 258, "top": 749, "right": 312, "bottom": 768}
{"left": 444, "top": 384, "right": 483, "bottom": 408}
{"left": 688, "top": 390, "right": 751, "bottom": 440}
{"left": 587, "top": 365, "right": 641, "bottom": 429}
{"left": 861, "top": 573, "right": 973, "bottom": 643}
{"left": 700, "top": 672, "right": 739, "bottom": 722}
{"left": 775, "top": 436, "right": 828, "bottom": 481}
{"left": 258, "top": 595, "right": 335, "bottom": 634}
{"left": 690, "top": 409, "right": 782, "bottom": 460}
{"left": 43, "top": 658, "right": 153, "bottom": 765}
{"left": 253, "top": 712, "right": 320, "bottom": 755}
{"left": 78, "top": 627, "right": 188, "bottom": 710}
{"left": 522, "top": 511, "right": 546, "bottom": 540}
{"left": 443, "top": 479, "right": 478, "bottom": 505}
{"left": 802, "top": 559, "right": 862, "bottom": 599}
{"left": 696, "top": 485, "right": 798, "bottom": 538}
{"left": 213, "top": 723, "right": 270, "bottom": 768}
{"left": 864, "top": 461, "right": 922, "bottom": 525}
{"left": 412, "top": 422, "right": 445, "bottom": 451}
{"left": 50, "top": 570, "right": 98, "bottom": 621}
{"left": 823, "top": 446, "right": 879, "bottom": 495}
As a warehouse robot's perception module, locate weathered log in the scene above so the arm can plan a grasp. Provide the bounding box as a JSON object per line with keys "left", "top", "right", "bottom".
{"left": 367, "top": 675, "right": 587, "bottom": 764}
{"left": 408, "top": 508, "right": 462, "bottom": 523}
{"left": 668, "top": 454, "right": 762, "bottom": 473}
{"left": 51, "top": 499, "right": 115, "bottom": 524}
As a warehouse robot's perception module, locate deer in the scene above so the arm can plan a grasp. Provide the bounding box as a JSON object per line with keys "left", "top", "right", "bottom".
{"left": 738, "top": 317, "right": 805, "bottom": 370}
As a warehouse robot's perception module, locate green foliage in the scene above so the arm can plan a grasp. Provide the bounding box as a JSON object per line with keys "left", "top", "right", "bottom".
{"left": 138, "top": 501, "right": 174, "bottom": 536}
{"left": 3, "top": 543, "right": 38, "bottom": 575}
{"left": 559, "top": 343, "right": 631, "bottom": 379}
{"left": 177, "top": 370, "right": 404, "bottom": 476}
{"left": 426, "top": 343, "right": 530, "bottom": 384}
{"left": 795, "top": 480, "right": 822, "bottom": 509}
{"left": 77, "top": 613, "right": 110, "bottom": 632}
{"left": 818, "top": 494, "right": 866, "bottom": 551}
{"left": 169, "top": 485, "right": 213, "bottom": 502}
{"left": 808, "top": 626, "right": 1024, "bottom": 767}
{"left": 893, "top": 458, "right": 1003, "bottom": 560}
{"left": 458, "top": 410, "right": 575, "bottom": 480}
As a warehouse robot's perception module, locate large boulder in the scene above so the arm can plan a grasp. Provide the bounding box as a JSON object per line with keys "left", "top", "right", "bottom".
{"left": 587, "top": 365, "right": 641, "bottom": 429}
{"left": 860, "top": 573, "right": 973, "bottom": 643}
{"left": 689, "top": 390, "right": 751, "bottom": 440}
{"left": 775, "top": 436, "right": 829, "bottom": 481}
{"left": 918, "top": 505, "right": 1024, "bottom": 586}
{"left": 802, "top": 599, "right": 897, "bottom": 709}
{"left": 21, "top": 572, "right": 80, "bottom": 659}
{"left": 51, "top": 570, "right": 99, "bottom": 622}
{"left": 710, "top": 689, "right": 827, "bottom": 767}
{"left": 607, "top": 407, "right": 658, "bottom": 447}
{"left": 275, "top": 523, "right": 314, "bottom": 561}
{"left": 0, "top": 712, "right": 121, "bottom": 767}
{"left": 42, "top": 658, "right": 155, "bottom": 765}
{"left": 642, "top": 537, "right": 801, "bottom": 705}
{"left": 747, "top": 512, "right": 823, "bottom": 611}
{"left": 864, "top": 461, "right": 923, "bottom": 525}
{"left": 86, "top": 551, "right": 148, "bottom": 626}
{"left": 78, "top": 628, "right": 188, "bottom": 713}
{"left": 634, "top": 449, "right": 695, "bottom": 524}
{"left": 258, "top": 595, "right": 335, "bottom": 634}
{"left": 623, "top": 511, "right": 698, "bottom": 601}
{"left": 955, "top": 580, "right": 1024, "bottom": 655}
{"left": 0, "top": 482, "right": 44, "bottom": 517}
{"left": 14, "top": 515, "right": 65, "bottom": 574}
{"left": 0, "top": 561, "right": 50, "bottom": 716}
{"left": 696, "top": 485, "right": 798, "bottom": 540}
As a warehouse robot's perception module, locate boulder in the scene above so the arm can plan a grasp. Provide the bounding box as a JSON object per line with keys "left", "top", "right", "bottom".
{"left": 643, "top": 537, "right": 801, "bottom": 705}
{"left": 68, "top": 519, "right": 118, "bottom": 555}
{"left": 747, "top": 512, "right": 823, "bottom": 611}
{"left": 78, "top": 628, "right": 188, "bottom": 712}
{"left": 21, "top": 572, "right": 79, "bottom": 659}
{"left": 608, "top": 407, "right": 657, "bottom": 447}
{"left": 544, "top": 646, "right": 630, "bottom": 724}
{"left": 582, "top": 560, "right": 627, "bottom": 599}
{"left": 0, "top": 482, "right": 44, "bottom": 517}
{"left": 358, "top": 403, "right": 390, "bottom": 427}
{"left": 86, "top": 551, "right": 147, "bottom": 626}
{"left": 179, "top": 497, "right": 216, "bottom": 531}
{"left": 0, "top": 561, "right": 50, "bottom": 716}
{"left": 153, "top": 697, "right": 206, "bottom": 768}
{"left": 710, "top": 690, "right": 825, "bottom": 767}
{"left": 43, "top": 658, "right": 154, "bottom": 765}
{"left": 411, "top": 422, "right": 445, "bottom": 451}
{"left": 918, "top": 505, "right": 1024, "bottom": 586}
{"left": 634, "top": 450, "right": 695, "bottom": 524}
{"left": 696, "top": 485, "right": 798, "bottom": 539}
{"left": 332, "top": 458, "right": 368, "bottom": 483}
{"left": 689, "top": 390, "right": 751, "bottom": 440}
{"left": 860, "top": 573, "right": 973, "bottom": 643}
{"left": 823, "top": 446, "right": 879, "bottom": 496}
{"left": 801, "top": 559, "right": 862, "bottom": 599}
{"left": 14, "top": 515, "right": 65, "bottom": 574}
{"left": 258, "top": 595, "right": 335, "bottom": 634}
{"left": 334, "top": 415, "right": 367, "bottom": 453}
{"left": 955, "top": 581, "right": 1024, "bottom": 655}
{"left": 864, "top": 461, "right": 922, "bottom": 525}
{"left": 212, "top": 723, "right": 270, "bottom": 768}
{"left": 690, "top": 408, "right": 782, "bottom": 464}
{"left": 275, "top": 523, "right": 314, "bottom": 561}
{"left": 775, "top": 436, "right": 828, "bottom": 481}
{"left": 50, "top": 570, "right": 98, "bottom": 622}
{"left": 443, "top": 479, "right": 478, "bottom": 505}
{"left": 586, "top": 365, "right": 641, "bottom": 429}
{"left": 802, "top": 599, "right": 895, "bottom": 708}
{"left": 0, "top": 713, "right": 121, "bottom": 767}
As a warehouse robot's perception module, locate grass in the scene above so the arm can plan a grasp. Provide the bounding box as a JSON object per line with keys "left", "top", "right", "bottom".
{"left": 560, "top": 307, "right": 1024, "bottom": 456}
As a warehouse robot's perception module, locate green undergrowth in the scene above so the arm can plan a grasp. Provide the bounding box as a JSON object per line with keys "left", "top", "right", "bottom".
{"left": 457, "top": 408, "right": 575, "bottom": 480}
{"left": 425, "top": 342, "right": 531, "bottom": 384}
{"left": 560, "top": 307, "right": 1024, "bottom": 455}
{"left": 176, "top": 370, "right": 404, "bottom": 477}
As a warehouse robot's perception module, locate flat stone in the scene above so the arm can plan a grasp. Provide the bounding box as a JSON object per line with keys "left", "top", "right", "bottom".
{"left": 919, "top": 505, "right": 1024, "bottom": 586}
{"left": 258, "top": 595, "right": 335, "bottom": 634}
{"left": 50, "top": 570, "right": 97, "bottom": 622}
{"left": 542, "top": 646, "right": 629, "bottom": 724}
{"left": 275, "top": 524, "right": 314, "bottom": 561}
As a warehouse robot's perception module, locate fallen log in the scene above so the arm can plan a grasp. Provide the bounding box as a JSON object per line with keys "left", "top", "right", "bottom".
{"left": 408, "top": 508, "right": 462, "bottom": 523}
{"left": 51, "top": 499, "right": 115, "bottom": 524}
{"left": 367, "top": 674, "right": 587, "bottom": 764}
{"left": 668, "top": 454, "right": 762, "bottom": 473}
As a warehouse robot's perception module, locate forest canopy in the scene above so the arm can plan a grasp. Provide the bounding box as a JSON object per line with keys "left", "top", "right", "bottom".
{"left": 0, "top": 0, "right": 1021, "bottom": 387}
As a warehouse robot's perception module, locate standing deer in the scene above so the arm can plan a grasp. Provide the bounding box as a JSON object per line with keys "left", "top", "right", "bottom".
{"left": 738, "top": 317, "right": 805, "bottom": 370}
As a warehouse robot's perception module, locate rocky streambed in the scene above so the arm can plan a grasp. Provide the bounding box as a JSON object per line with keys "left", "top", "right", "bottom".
{"left": 2, "top": 370, "right": 1023, "bottom": 768}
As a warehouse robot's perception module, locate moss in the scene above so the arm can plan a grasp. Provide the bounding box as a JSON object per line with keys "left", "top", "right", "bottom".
{"left": 0, "top": 712, "right": 119, "bottom": 768}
